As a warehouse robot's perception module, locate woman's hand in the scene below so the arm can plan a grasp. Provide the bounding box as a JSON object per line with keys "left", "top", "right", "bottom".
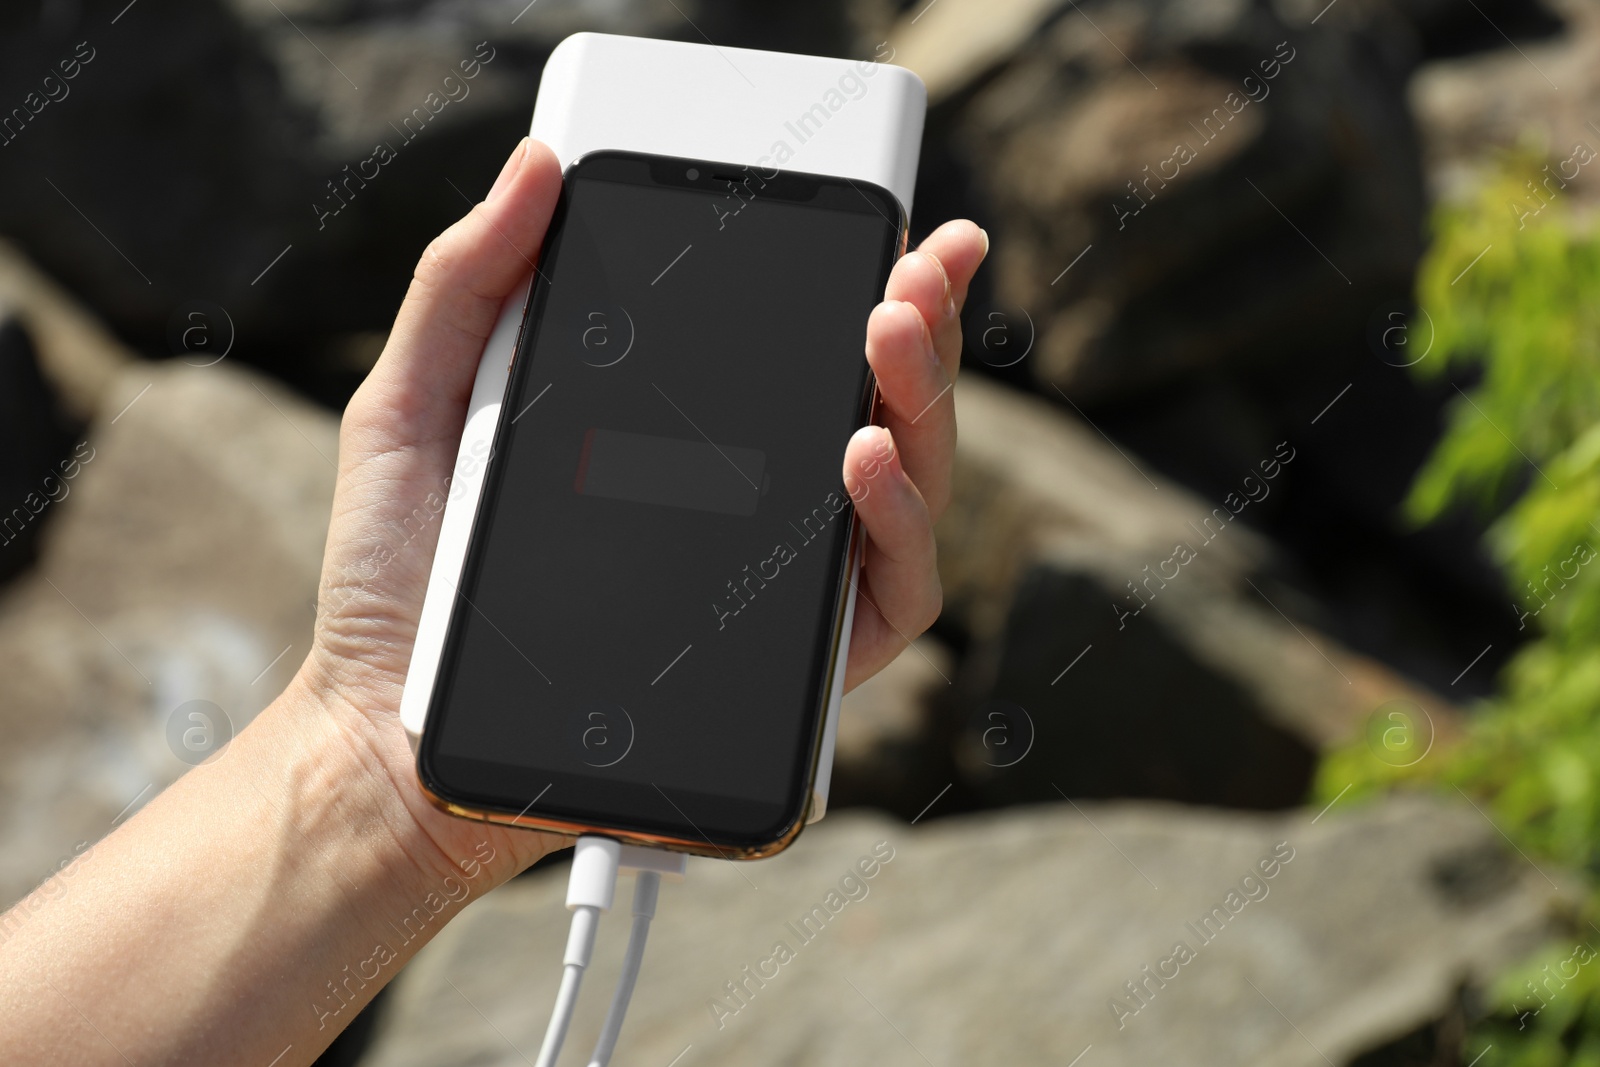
{"left": 301, "top": 137, "right": 988, "bottom": 883}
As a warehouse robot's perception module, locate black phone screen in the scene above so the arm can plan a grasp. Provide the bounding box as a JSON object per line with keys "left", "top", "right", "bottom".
{"left": 419, "top": 152, "right": 903, "bottom": 852}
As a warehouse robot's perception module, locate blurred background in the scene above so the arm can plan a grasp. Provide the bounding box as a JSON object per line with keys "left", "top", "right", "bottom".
{"left": 3, "top": 0, "right": 1599, "bottom": 1064}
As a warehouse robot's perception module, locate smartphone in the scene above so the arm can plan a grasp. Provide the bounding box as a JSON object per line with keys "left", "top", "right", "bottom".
{"left": 416, "top": 150, "right": 906, "bottom": 859}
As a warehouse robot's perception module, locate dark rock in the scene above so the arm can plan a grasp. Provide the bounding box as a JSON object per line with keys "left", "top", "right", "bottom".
{"left": 0, "top": 319, "right": 78, "bottom": 583}
{"left": 932, "top": 375, "right": 1458, "bottom": 812}
{"left": 894, "top": 0, "right": 1427, "bottom": 405}
{"left": 1363, "top": 0, "right": 1564, "bottom": 61}
{"left": 956, "top": 564, "right": 1321, "bottom": 808}
{"left": 0, "top": 237, "right": 133, "bottom": 420}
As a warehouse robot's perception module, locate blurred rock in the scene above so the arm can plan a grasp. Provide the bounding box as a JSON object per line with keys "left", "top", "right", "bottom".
{"left": 892, "top": 0, "right": 1425, "bottom": 404}
{"left": 0, "top": 0, "right": 675, "bottom": 403}
{"left": 220, "top": 0, "right": 689, "bottom": 158}
{"left": 879, "top": 0, "right": 1059, "bottom": 103}
{"left": 933, "top": 375, "right": 1455, "bottom": 810}
{"left": 360, "top": 794, "right": 1567, "bottom": 1067}
{"left": 0, "top": 238, "right": 131, "bottom": 420}
{"left": 1410, "top": 0, "right": 1600, "bottom": 208}
{"left": 0, "top": 360, "right": 334, "bottom": 910}
{"left": 0, "top": 0, "right": 325, "bottom": 352}
{"left": 1302, "top": 0, "right": 1565, "bottom": 63}
{"left": 829, "top": 637, "right": 955, "bottom": 814}
{"left": 895, "top": 0, "right": 1564, "bottom": 107}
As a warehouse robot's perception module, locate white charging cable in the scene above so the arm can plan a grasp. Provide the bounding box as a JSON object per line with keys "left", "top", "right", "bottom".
{"left": 586, "top": 869, "right": 660, "bottom": 1067}
{"left": 533, "top": 835, "right": 687, "bottom": 1067}
{"left": 533, "top": 836, "right": 619, "bottom": 1067}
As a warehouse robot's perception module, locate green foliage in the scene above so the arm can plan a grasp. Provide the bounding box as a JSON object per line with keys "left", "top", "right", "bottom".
{"left": 1315, "top": 146, "right": 1600, "bottom": 1063}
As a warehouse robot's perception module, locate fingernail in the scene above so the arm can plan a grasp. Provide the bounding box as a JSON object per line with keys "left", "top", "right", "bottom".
{"left": 978, "top": 227, "right": 990, "bottom": 258}
{"left": 487, "top": 137, "right": 528, "bottom": 203}
{"left": 865, "top": 425, "right": 895, "bottom": 465}
{"left": 878, "top": 425, "right": 897, "bottom": 457}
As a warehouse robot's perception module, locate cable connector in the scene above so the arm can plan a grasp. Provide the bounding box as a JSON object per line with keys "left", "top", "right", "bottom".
{"left": 534, "top": 836, "right": 687, "bottom": 1067}
{"left": 617, "top": 843, "right": 688, "bottom": 881}
{"left": 568, "top": 836, "right": 623, "bottom": 910}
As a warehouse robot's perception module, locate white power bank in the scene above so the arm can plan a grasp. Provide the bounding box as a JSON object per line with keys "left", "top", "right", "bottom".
{"left": 399, "top": 32, "right": 926, "bottom": 830}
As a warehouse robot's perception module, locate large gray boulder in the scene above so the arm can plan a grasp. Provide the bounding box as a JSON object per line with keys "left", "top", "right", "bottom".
{"left": 360, "top": 794, "right": 1567, "bottom": 1067}
{"left": 0, "top": 361, "right": 334, "bottom": 909}
{"left": 930, "top": 374, "right": 1454, "bottom": 813}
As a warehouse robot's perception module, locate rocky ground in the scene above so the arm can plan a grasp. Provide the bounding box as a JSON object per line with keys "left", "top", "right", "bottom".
{"left": 363, "top": 798, "right": 1567, "bottom": 1067}
{"left": 0, "top": 0, "right": 1589, "bottom": 1064}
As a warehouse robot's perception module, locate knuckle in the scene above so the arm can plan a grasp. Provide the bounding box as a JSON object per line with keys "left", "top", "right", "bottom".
{"left": 413, "top": 226, "right": 464, "bottom": 291}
